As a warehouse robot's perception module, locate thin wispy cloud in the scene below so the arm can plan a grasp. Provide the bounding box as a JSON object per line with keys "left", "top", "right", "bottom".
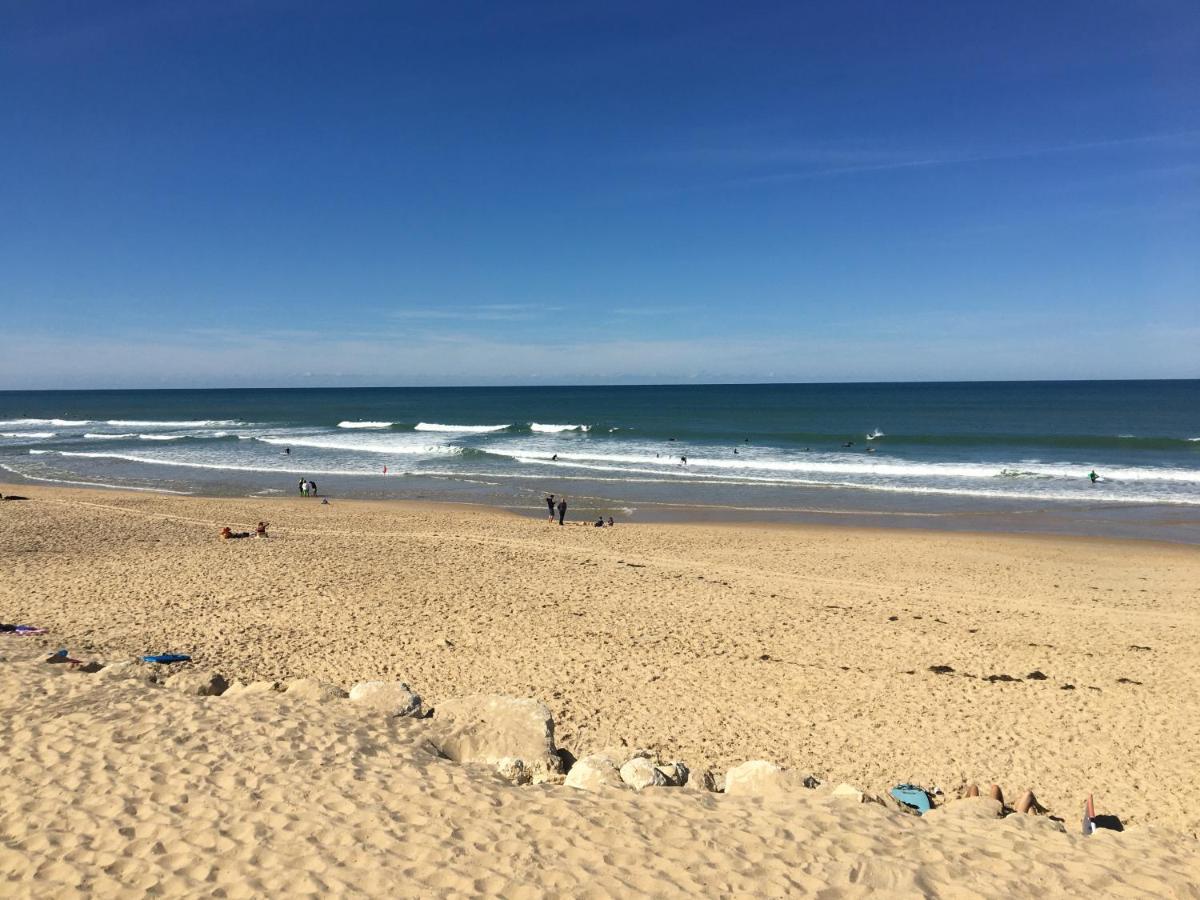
{"left": 389, "top": 304, "right": 562, "bottom": 322}
{"left": 676, "top": 130, "right": 1200, "bottom": 191}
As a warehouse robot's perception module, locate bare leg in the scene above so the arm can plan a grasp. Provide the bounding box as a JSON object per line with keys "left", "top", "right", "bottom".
{"left": 1015, "top": 790, "right": 1047, "bottom": 814}
{"left": 965, "top": 783, "right": 980, "bottom": 798}
{"left": 988, "top": 784, "right": 1004, "bottom": 805}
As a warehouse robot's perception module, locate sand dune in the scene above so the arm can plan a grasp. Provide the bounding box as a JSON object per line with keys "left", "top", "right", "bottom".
{"left": 2, "top": 483, "right": 1200, "bottom": 896}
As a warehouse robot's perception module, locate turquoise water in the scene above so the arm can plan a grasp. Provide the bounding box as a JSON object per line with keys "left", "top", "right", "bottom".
{"left": 2, "top": 382, "right": 1198, "bottom": 539}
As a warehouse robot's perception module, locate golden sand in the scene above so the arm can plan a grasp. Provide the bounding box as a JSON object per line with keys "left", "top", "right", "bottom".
{"left": 2, "top": 483, "right": 1199, "bottom": 896}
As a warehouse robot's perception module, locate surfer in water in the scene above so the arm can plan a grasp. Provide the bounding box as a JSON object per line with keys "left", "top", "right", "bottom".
{"left": 1089, "top": 470, "right": 1099, "bottom": 484}
{"left": 680, "top": 456, "right": 688, "bottom": 465}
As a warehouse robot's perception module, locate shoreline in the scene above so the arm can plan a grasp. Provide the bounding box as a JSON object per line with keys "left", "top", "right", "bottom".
{"left": 5, "top": 474, "right": 1200, "bottom": 547}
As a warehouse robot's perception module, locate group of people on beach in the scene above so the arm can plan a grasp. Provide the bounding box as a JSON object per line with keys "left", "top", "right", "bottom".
{"left": 297, "top": 478, "right": 318, "bottom": 497}
{"left": 544, "top": 494, "right": 615, "bottom": 527}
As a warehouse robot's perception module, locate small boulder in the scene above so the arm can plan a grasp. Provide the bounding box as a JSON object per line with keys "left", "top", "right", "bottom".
{"left": 831, "top": 783, "right": 867, "bottom": 803}
{"left": 495, "top": 757, "right": 531, "bottom": 786}
{"left": 723, "top": 760, "right": 815, "bottom": 798}
{"left": 683, "top": 767, "right": 719, "bottom": 792}
{"left": 564, "top": 755, "right": 625, "bottom": 793}
{"left": 656, "top": 762, "right": 689, "bottom": 787}
{"left": 433, "top": 695, "right": 561, "bottom": 778}
{"left": 349, "top": 681, "right": 423, "bottom": 717}
{"left": 165, "top": 670, "right": 228, "bottom": 697}
{"left": 284, "top": 678, "right": 348, "bottom": 702}
{"left": 620, "top": 757, "right": 668, "bottom": 791}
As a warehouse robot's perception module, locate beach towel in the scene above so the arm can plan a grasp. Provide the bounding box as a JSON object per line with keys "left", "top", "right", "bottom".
{"left": 142, "top": 654, "right": 192, "bottom": 664}
{"left": 889, "top": 784, "right": 933, "bottom": 815}
{"left": 1, "top": 625, "right": 47, "bottom": 635}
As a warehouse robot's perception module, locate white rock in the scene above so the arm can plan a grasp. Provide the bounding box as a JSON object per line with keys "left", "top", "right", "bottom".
{"left": 723, "top": 760, "right": 815, "bottom": 798}
{"left": 284, "top": 678, "right": 348, "bottom": 702}
{"left": 620, "top": 757, "right": 668, "bottom": 791}
{"left": 432, "top": 695, "right": 561, "bottom": 777}
{"left": 165, "top": 670, "right": 228, "bottom": 697}
{"left": 831, "top": 783, "right": 866, "bottom": 803}
{"left": 564, "top": 755, "right": 625, "bottom": 793}
{"left": 495, "top": 757, "right": 531, "bottom": 785}
{"left": 349, "top": 681, "right": 423, "bottom": 717}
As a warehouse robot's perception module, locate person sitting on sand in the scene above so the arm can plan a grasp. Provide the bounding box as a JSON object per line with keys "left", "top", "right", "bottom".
{"left": 594, "top": 516, "right": 604, "bottom": 527}
{"left": 255, "top": 521, "right": 269, "bottom": 538}
{"left": 607, "top": 516, "right": 614, "bottom": 526}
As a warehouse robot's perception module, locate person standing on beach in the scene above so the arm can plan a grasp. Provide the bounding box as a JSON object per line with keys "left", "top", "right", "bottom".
{"left": 309, "top": 480, "right": 318, "bottom": 497}
{"left": 545, "top": 494, "right": 555, "bottom": 521}
{"left": 298, "top": 478, "right": 307, "bottom": 497}
{"left": 556, "top": 496, "right": 567, "bottom": 526}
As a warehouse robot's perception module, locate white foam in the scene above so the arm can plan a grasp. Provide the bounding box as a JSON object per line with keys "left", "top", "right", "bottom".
{"left": 255, "top": 434, "right": 462, "bottom": 456}
{"left": 0, "top": 431, "right": 55, "bottom": 439}
{"left": 337, "top": 421, "right": 394, "bottom": 429}
{"left": 139, "top": 434, "right": 188, "bottom": 441}
{"left": 0, "top": 418, "right": 88, "bottom": 427}
{"left": 84, "top": 432, "right": 136, "bottom": 440}
{"left": 106, "top": 419, "right": 241, "bottom": 428}
{"left": 530, "top": 423, "right": 590, "bottom": 433}
{"left": 0, "top": 463, "right": 192, "bottom": 494}
{"left": 415, "top": 422, "right": 511, "bottom": 433}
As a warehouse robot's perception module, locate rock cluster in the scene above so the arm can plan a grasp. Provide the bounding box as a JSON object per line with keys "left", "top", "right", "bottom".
{"left": 84, "top": 657, "right": 974, "bottom": 820}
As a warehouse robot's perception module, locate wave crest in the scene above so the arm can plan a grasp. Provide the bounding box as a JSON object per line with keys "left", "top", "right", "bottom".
{"left": 530, "top": 423, "right": 590, "bottom": 433}
{"left": 415, "top": 423, "right": 510, "bottom": 433}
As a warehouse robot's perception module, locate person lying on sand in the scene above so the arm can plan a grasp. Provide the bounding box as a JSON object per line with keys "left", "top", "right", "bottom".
{"left": 964, "top": 783, "right": 1047, "bottom": 814}
{"left": 220, "top": 527, "right": 250, "bottom": 539}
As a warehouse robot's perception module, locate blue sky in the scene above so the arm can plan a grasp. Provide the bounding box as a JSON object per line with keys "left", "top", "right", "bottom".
{"left": 1, "top": 0, "right": 1197, "bottom": 388}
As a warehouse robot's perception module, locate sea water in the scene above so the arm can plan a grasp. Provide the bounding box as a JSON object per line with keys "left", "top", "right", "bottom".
{"left": 2, "top": 382, "right": 1198, "bottom": 541}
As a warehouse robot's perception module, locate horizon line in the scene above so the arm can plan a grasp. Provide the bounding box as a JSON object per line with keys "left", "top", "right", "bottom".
{"left": 2, "top": 376, "right": 1199, "bottom": 394}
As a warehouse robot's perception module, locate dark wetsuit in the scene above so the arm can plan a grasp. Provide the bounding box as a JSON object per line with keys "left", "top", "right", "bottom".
{"left": 556, "top": 499, "right": 567, "bottom": 525}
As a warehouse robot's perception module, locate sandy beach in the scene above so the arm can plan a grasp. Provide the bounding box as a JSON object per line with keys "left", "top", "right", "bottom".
{"left": 3, "top": 482, "right": 1199, "bottom": 896}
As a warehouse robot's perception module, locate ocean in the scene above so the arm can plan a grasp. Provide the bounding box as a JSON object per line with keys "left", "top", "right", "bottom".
{"left": 2, "top": 382, "right": 1199, "bottom": 541}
